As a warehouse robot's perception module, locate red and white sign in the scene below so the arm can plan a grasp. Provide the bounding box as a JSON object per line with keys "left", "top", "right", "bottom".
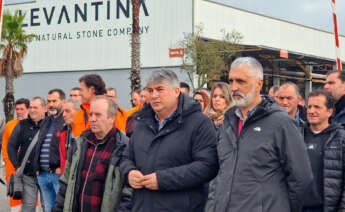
{"left": 331, "top": 0, "right": 342, "bottom": 70}
{"left": 169, "top": 48, "right": 184, "bottom": 58}
{"left": 280, "top": 49, "right": 289, "bottom": 59}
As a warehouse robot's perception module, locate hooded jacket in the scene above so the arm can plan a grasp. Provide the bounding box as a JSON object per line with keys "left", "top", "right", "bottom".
{"left": 212, "top": 96, "right": 313, "bottom": 212}
{"left": 120, "top": 94, "right": 219, "bottom": 212}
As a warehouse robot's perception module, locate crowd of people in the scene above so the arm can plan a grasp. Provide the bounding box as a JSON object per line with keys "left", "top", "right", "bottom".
{"left": 0, "top": 56, "right": 345, "bottom": 212}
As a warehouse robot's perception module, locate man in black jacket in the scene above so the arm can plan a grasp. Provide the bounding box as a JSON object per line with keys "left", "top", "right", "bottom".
{"left": 120, "top": 69, "right": 219, "bottom": 212}
{"left": 277, "top": 82, "right": 307, "bottom": 127}
{"left": 8, "top": 97, "right": 46, "bottom": 212}
{"left": 212, "top": 57, "right": 313, "bottom": 212}
{"left": 34, "top": 89, "right": 65, "bottom": 212}
{"left": 324, "top": 70, "right": 345, "bottom": 126}
{"left": 303, "top": 90, "right": 345, "bottom": 212}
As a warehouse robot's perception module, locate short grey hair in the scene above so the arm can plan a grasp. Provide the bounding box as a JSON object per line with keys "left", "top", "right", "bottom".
{"left": 230, "top": 57, "right": 263, "bottom": 80}
{"left": 66, "top": 99, "right": 81, "bottom": 111}
{"left": 90, "top": 95, "right": 118, "bottom": 117}
{"left": 32, "top": 96, "right": 46, "bottom": 107}
{"left": 146, "top": 69, "right": 179, "bottom": 88}
{"left": 279, "top": 82, "right": 300, "bottom": 97}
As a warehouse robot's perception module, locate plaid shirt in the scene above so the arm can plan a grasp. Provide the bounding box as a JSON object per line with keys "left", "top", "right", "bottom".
{"left": 78, "top": 128, "right": 117, "bottom": 212}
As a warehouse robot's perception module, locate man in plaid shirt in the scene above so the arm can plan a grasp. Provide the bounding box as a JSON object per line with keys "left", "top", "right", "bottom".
{"left": 53, "top": 96, "right": 131, "bottom": 212}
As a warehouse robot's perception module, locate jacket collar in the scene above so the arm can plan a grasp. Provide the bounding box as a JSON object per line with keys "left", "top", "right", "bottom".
{"left": 335, "top": 95, "right": 345, "bottom": 115}
{"left": 25, "top": 115, "right": 44, "bottom": 127}
{"left": 225, "top": 95, "right": 282, "bottom": 125}
{"left": 137, "top": 93, "right": 201, "bottom": 125}
{"left": 82, "top": 128, "right": 117, "bottom": 146}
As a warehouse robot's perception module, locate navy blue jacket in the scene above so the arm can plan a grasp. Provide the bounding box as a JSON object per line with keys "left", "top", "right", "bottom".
{"left": 120, "top": 94, "right": 219, "bottom": 212}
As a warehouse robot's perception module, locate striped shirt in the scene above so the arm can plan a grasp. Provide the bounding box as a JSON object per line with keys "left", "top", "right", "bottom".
{"left": 40, "top": 117, "right": 56, "bottom": 172}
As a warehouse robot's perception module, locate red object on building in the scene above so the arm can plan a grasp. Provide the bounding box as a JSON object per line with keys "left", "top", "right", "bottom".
{"left": 280, "top": 49, "right": 289, "bottom": 59}
{"left": 169, "top": 48, "right": 185, "bottom": 58}
{"left": 331, "top": 0, "right": 342, "bottom": 70}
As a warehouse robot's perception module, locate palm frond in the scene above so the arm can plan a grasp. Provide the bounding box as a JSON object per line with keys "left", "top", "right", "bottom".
{"left": 0, "top": 10, "right": 35, "bottom": 77}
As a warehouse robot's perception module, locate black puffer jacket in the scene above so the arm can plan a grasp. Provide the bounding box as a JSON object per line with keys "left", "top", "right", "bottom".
{"left": 212, "top": 96, "right": 313, "bottom": 212}
{"left": 304, "top": 123, "right": 345, "bottom": 212}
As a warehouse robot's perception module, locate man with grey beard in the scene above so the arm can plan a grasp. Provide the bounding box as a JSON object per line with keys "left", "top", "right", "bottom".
{"left": 211, "top": 57, "right": 313, "bottom": 212}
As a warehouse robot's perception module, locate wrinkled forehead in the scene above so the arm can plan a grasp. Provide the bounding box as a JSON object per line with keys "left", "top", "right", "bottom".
{"left": 278, "top": 85, "right": 298, "bottom": 97}
{"left": 307, "top": 95, "right": 327, "bottom": 107}
{"left": 63, "top": 101, "right": 74, "bottom": 109}
{"left": 229, "top": 65, "right": 256, "bottom": 81}
{"left": 147, "top": 81, "right": 171, "bottom": 89}
{"left": 326, "top": 72, "right": 341, "bottom": 82}
{"left": 30, "top": 101, "right": 42, "bottom": 108}
{"left": 70, "top": 89, "right": 80, "bottom": 94}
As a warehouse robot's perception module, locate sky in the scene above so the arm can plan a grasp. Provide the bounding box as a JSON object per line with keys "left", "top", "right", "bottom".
{"left": 215, "top": 0, "right": 345, "bottom": 35}
{"left": 3, "top": 0, "right": 345, "bottom": 35}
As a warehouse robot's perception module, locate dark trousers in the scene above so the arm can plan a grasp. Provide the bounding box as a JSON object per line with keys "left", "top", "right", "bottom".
{"left": 303, "top": 208, "right": 323, "bottom": 212}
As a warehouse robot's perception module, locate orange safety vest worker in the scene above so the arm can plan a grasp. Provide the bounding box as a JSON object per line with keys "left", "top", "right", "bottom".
{"left": 73, "top": 103, "right": 127, "bottom": 137}
{"left": 2, "top": 120, "right": 21, "bottom": 210}
{"left": 127, "top": 104, "right": 142, "bottom": 118}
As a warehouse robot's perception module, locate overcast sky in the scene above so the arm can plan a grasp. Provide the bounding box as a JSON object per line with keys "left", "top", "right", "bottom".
{"left": 4, "top": 0, "right": 345, "bottom": 35}
{"left": 215, "top": 0, "right": 345, "bottom": 35}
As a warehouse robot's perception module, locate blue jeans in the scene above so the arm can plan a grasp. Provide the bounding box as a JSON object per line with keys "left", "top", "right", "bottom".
{"left": 37, "top": 172, "right": 60, "bottom": 212}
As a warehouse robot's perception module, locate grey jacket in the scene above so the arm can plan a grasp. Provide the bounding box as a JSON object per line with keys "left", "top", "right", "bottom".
{"left": 211, "top": 97, "right": 313, "bottom": 212}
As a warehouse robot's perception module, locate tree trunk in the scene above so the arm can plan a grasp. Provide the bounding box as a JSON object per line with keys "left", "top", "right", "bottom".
{"left": 131, "top": 0, "right": 141, "bottom": 93}
{"left": 2, "top": 48, "right": 15, "bottom": 122}
{"left": 3, "top": 74, "right": 15, "bottom": 122}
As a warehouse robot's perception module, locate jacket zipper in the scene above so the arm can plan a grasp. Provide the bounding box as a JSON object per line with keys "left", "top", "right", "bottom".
{"left": 226, "top": 122, "right": 250, "bottom": 209}
{"left": 322, "top": 132, "right": 337, "bottom": 212}
{"left": 80, "top": 143, "right": 99, "bottom": 212}
{"left": 227, "top": 135, "right": 239, "bottom": 209}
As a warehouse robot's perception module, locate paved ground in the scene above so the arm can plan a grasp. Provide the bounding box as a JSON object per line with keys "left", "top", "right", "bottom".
{"left": 0, "top": 161, "right": 43, "bottom": 212}
{"left": 0, "top": 161, "right": 10, "bottom": 212}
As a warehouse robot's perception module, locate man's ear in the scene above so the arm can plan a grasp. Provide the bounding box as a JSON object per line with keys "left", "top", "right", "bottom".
{"left": 256, "top": 79, "right": 263, "bottom": 93}
{"left": 328, "top": 108, "right": 334, "bottom": 118}
{"left": 90, "top": 86, "right": 96, "bottom": 94}
{"left": 175, "top": 87, "right": 181, "bottom": 97}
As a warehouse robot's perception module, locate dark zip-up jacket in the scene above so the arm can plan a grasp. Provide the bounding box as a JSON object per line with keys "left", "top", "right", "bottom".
{"left": 303, "top": 123, "right": 345, "bottom": 212}
{"left": 334, "top": 95, "right": 345, "bottom": 126}
{"left": 212, "top": 96, "right": 313, "bottom": 212}
{"left": 7, "top": 117, "right": 43, "bottom": 176}
{"left": 120, "top": 94, "right": 219, "bottom": 212}
{"left": 33, "top": 113, "right": 65, "bottom": 173}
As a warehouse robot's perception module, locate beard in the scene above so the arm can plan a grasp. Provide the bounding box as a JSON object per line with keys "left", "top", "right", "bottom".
{"left": 231, "top": 86, "right": 256, "bottom": 108}
{"left": 48, "top": 106, "right": 62, "bottom": 116}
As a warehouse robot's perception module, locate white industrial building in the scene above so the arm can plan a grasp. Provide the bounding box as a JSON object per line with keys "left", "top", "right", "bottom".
{"left": 0, "top": 0, "right": 344, "bottom": 115}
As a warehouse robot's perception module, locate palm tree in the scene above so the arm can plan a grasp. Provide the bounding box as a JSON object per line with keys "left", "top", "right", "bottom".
{"left": 0, "top": 11, "right": 36, "bottom": 121}
{"left": 130, "top": 0, "right": 141, "bottom": 93}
